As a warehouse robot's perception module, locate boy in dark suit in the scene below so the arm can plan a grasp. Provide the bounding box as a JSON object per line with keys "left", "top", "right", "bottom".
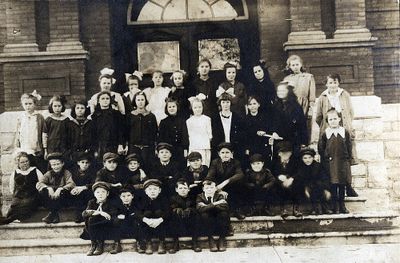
{"left": 136, "top": 179, "right": 168, "bottom": 255}
{"left": 196, "top": 180, "right": 230, "bottom": 252}
{"left": 168, "top": 179, "right": 201, "bottom": 253}
{"left": 206, "top": 142, "right": 246, "bottom": 219}
{"left": 182, "top": 151, "right": 209, "bottom": 198}
{"left": 114, "top": 188, "right": 143, "bottom": 254}
{"left": 245, "top": 153, "right": 276, "bottom": 216}
{"left": 69, "top": 152, "right": 96, "bottom": 223}
{"left": 148, "top": 143, "right": 181, "bottom": 198}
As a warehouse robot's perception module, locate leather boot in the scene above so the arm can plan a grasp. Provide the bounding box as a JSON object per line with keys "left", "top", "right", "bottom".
{"left": 93, "top": 240, "right": 104, "bottom": 256}
{"left": 208, "top": 236, "right": 218, "bottom": 252}
{"left": 280, "top": 204, "right": 289, "bottom": 218}
{"left": 136, "top": 241, "right": 145, "bottom": 254}
{"left": 321, "top": 201, "right": 333, "bottom": 214}
{"left": 110, "top": 240, "right": 122, "bottom": 254}
{"left": 145, "top": 241, "right": 153, "bottom": 255}
{"left": 51, "top": 211, "right": 60, "bottom": 224}
{"left": 168, "top": 238, "right": 179, "bottom": 254}
{"left": 293, "top": 204, "right": 302, "bottom": 217}
{"left": 157, "top": 240, "right": 166, "bottom": 254}
{"left": 346, "top": 185, "right": 358, "bottom": 197}
{"left": 218, "top": 237, "right": 226, "bottom": 252}
{"left": 86, "top": 240, "right": 97, "bottom": 256}
{"left": 339, "top": 201, "right": 350, "bottom": 214}
{"left": 192, "top": 237, "right": 202, "bottom": 252}
{"left": 42, "top": 212, "right": 54, "bottom": 224}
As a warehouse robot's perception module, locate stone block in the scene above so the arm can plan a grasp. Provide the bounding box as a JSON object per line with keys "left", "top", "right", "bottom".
{"left": 0, "top": 112, "right": 20, "bottom": 133}
{"left": 0, "top": 132, "right": 15, "bottom": 153}
{"left": 355, "top": 141, "right": 385, "bottom": 161}
{"left": 381, "top": 104, "right": 400, "bottom": 122}
{"left": 351, "top": 164, "right": 367, "bottom": 176}
{"left": 351, "top": 96, "right": 382, "bottom": 119}
{"left": 367, "top": 162, "right": 388, "bottom": 188}
{"left": 353, "top": 118, "right": 383, "bottom": 140}
{"left": 384, "top": 141, "right": 400, "bottom": 159}
{"left": 0, "top": 153, "right": 16, "bottom": 175}
{"left": 381, "top": 131, "right": 400, "bottom": 141}
{"left": 352, "top": 176, "right": 367, "bottom": 189}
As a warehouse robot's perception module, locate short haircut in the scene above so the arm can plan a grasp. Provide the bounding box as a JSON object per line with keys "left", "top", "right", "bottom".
{"left": 175, "top": 179, "right": 189, "bottom": 188}
{"left": 247, "top": 95, "right": 261, "bottom": 105}
{"left": 48, "top": 95, "right": 66, "bottom": 113}
{"left": 71, "top": 99, "right": 90, "bottom": 119}
{"left": 326, "top": 73, "right": 341, "bottom": 84}
{"left": 164, "top": 97, "right": 179, "bottom": 116}
{"left": 132, "top": 91, "right": 149, "bottom": 108}
{"left": 325, "top": 108, "right": 342, "bottom": 123}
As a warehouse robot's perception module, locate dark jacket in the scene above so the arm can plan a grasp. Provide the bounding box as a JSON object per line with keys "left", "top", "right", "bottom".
{"left": 70, "top": 165, "right": 97, "bottom": 189}
{"left": 245, "top": 168, "right": 276, "bottom": 190}
{"left": 196, "top": 191, "right": 229, "bottom": 213}
{"left": 244, "top": 112, "right": 273, "bottom": 154}
{"left": 126, "top": 110, "right": 157, "bottom": 147}
{"left": 271, "top": 99, "right": 308, "bottom": 150}
{"left": 191, "top": 76, "right": 218, "bottom": 117}
{"left": 170, "top": 194, "right": 197, "bottom": 212}
{"left": 206, "top": 158, "right": 244, "bottom": 186}
{"left": 296, "top": 161, "right": 330, "bottom": 190}
{"left": 248, "top": 72, "right": 276, "bottom": 113}
{"left": 211, "top": 112, "right": 244, "bottom": 150}
{"left": 182, "top": 165, "right": 208, "bottom": 197}
{"left": 148, "top": 160, "right": 181, "bottom": 196}
{"left": 95, "top": 167, "right": 128, "bottom": 196}
{"left": 158, "top": 115, "right": 189, "bottom": 148}
{"left": 136, "top": 195, "right": 169, "bottom": 220}
{"left": 91, "top": 108, "right": 125, "bottom": 150}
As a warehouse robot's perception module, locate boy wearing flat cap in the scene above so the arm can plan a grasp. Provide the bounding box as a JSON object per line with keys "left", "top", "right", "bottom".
{"left": 245, "top": 153, "right": 276, "bottom": 216}
{"left": 81, "top": 181, "right": 119, "bottom": 256}
{"left": 136, "top": 179, "right": 168, "bottom": 255}
{"left": 182, "top": 151, "right": 209, "bottom": 198}
{"left": 168, "top": 179, "right": 201, "bottom": 253}
{"left": 206, "top": 142, "right": 246, "bottom": 220}
{"left": 271, "top": 141, "right": 302, "bottom": 218}
{"left": 124, "top": 153, "right": 147, "bottom": 200}
{"left": 69, "top": 152, "right": 97, "bottom": 223}
{"left": 196, "top": 179, "right": 230, "bottom": 252}
{"left": 36, "top": 152, "right": 75, "bottom": 224}
{"left": 148, "top": 143, "right": 181, "bottom": 198}
{"left": 95, "top": 152, "right": 128, "bottom": 200}
{"left": 297, "top": 147, "right": 333, "bottom": 215}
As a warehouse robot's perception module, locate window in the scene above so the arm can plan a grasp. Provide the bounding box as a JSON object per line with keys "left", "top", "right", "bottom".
{"left": 127, "top": 0, "right": 249, "bottom": 25}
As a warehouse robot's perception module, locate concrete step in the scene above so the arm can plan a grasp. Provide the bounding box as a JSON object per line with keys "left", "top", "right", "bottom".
{"left": 0, "top": 212, "right": 397, "bottom": 240}
{"left": 0, "top": 229, "right": 399, "bottom": 257}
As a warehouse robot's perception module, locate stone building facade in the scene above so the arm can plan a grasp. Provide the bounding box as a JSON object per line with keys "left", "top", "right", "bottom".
{"left": 0, "top": 0, "right": 398, "bottom": 111}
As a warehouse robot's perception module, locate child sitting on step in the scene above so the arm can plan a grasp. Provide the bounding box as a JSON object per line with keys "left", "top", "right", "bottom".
{"left": 36, "top": 152, "right": 75, "bottom": 224}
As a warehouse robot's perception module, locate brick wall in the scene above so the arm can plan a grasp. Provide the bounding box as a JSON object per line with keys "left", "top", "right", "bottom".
{"left": 289, "top": 0, "right": 322, "bottom": 32}
{"left": 257, "top": 0, "right": 290, "bottom": 83}
{"left": 366, "top": 0, "right": 400, "bottom": 103}
{"left": 79, "top": 0, "right": 112, "bottom": 98}
{"left": 0, "top": 1, "right": 6, "bottom": 113}
{"left": 48, "top": 0, "right": 80, "bottom": 43}
{"left": 335, "top": 0, "right": 367, "bottom": 30}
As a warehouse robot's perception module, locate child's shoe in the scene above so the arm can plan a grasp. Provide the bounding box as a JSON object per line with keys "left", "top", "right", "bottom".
{"left": 145, "top": 241, "right": 153, "bottom": 255}
{"left": 93, "top": 240, "right": 104, "bottom": 256}
{"left": 86, "top": 241, "right": 97, "bottom": 256}
{"left": 110, "top": 240, "right": 122, "bottom": 254}
{"left": 168, "top": 238, "right": 179, "bottom": 254}
{"left": 339, "top": 202, "right": 350, "bottom": 214}
{"left": 192, "top": 238, "right": 202, "bottom": 252}
{"left": 51, "top": 212, "right": 60, "bottom": 223}
{"left": 280, "top": 207, "right": 290, "bottom": 218}
{"left": 346, "top": 185, "right": 358, "bottom": 197}
{"left": 233, "top": 208, "right": 246, "bottom": 220}
{"left": 158, "top": 240, "right": 166, "bottom": 254}
{"left": 208, "top": 236, "right": 218, "bottom": 252}
{"left": 74, "top": 210, "right": 84, "bottom": 223}
{"left": 217, "top": 237, "right": 226, "bottom": 252}
{"left": 136, "top": 241, "right": 145, "bottom": 253}
{"left": 293, "top": 205, "right": 302, "bottom": 217}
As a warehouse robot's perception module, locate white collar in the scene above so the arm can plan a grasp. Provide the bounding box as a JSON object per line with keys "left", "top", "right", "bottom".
{"left": 325, "top": 127, "right": 346, "bottom": 139}
{"left": 16, "top": 167, "right": 36, "bottom": 175}
{"left": 322, "top": 88, "right": 344, "bottom": 97}
{"left": 48, "top": 114, "right": 68, "bottom": 121}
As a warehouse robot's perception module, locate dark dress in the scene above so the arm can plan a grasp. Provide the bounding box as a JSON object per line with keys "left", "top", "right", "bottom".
{"left": 168, "top": 87, "right": 191, "bottom": 119}
{"left": 271, "top": 99, "right": 308, "bottom": 154}
{"left": 7, "top": 168, "right": 41, "bottom": 220}
{"left": 45, "top": 115, "right": 70, "bottom": 155}
{"left": 158, "top": 115, "right": 189, "bottom": 167}
{"left": 244, "top": 111, "right": 274, "bottom": 166}
{"left": 318, "top": 128, "right": 352, "bottom": 185}
{"left": 217, "top": 81, "right": 247, "bottom": 119}
{"left": 191, "top": 76, "right": 218, "bottom": 117}
{"left": 126, "top": 110, "right": 158, "bottom": 166}
{"left": 248, "top": 72, "right": 276, "bottom": 113}
{"left": 91, "top": 108, "right": 124, "bottom": 159}
{"left": 68, "top": 118, "right": 94, "bottom": 160}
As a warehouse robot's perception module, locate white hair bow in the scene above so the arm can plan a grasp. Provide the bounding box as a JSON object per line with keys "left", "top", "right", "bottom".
{"left": 188, "top": 93, "right": 207, "bottom": 104}
{"left": 125, "top": 70, "right": 143, "bottom": 82}
{"left": 100, "top": 67, "right": 116, "bottom": 84}
{"left": 216, "top": 86, "right": 235, "bottom": 98}
{"left": 31, "top": 90, "right": 42, "bottom": 101}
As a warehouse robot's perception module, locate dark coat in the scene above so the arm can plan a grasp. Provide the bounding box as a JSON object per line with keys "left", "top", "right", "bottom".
{"left": 170, "top": 194, "right": 197, "bottom": 211}
{"left": 126, "top": 110, "right": 157, "bottom": 147}
{"left": 91, "top": 108, "right": 125, "bottom": 154}
{"left": 318, "top": 129, "right": 352, "bottom": 185}
{"left": 245, "top": 168, "right": 276, "bottom": 190}
{"left": 211, "top": 112, "right": 244, "bottom": 150}
{"left": 70, "top": 165, "right": 97, "bottom": 189}
{"left": 196, "top": 191, "right": 229, "bottom": 213}
{"left": 148, "top": 160, "right": 181, "bottom": 196}
{"left": 181, "top": 165, "right": 208, "bottom": 197}
{"left": 95, "top": 167, "right": 128, "bottom": 196}
{"left": 136, "top": 195, "right": 169, "bottom": 220}
{"left": 191, "top": 76, "right": 218, "bottom": 117}
{"left": 296, "top": 161, "right": 330, "bottom": 190}
{"left": 271, "top": 99, "right": 308, "bottom": 151}
{"left": 158, "top": 115, "right": 189, "bottom": 148}
{"left": 244, "top": 112, "right": 273, "bottom": 158}
{"left": 206, "top": 158, "right": 244, "bottom": 186}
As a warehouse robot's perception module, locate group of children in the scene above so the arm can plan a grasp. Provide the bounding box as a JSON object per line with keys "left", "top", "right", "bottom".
{"left": 0, "top": 54, "right": 359, "bottom": 255}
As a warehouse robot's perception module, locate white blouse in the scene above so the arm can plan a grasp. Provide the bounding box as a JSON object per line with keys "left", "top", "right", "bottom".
{"left": 186, "top": 115, "right": 212, "bottom": 150}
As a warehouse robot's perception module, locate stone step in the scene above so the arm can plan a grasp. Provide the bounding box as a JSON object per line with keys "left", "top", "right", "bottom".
{"left": 0, "top": 229, "right": 399, "bottom": 257}
{"left": 1, "top": 197, "right": 368, "bottom": 223}
{"left": 0, "top": 212, "right": 396, "bottom": 240}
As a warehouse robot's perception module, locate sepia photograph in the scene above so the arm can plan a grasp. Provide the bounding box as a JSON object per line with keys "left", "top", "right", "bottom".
{"left": 0, "top": 0, "right": 399, "bottom": 262}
